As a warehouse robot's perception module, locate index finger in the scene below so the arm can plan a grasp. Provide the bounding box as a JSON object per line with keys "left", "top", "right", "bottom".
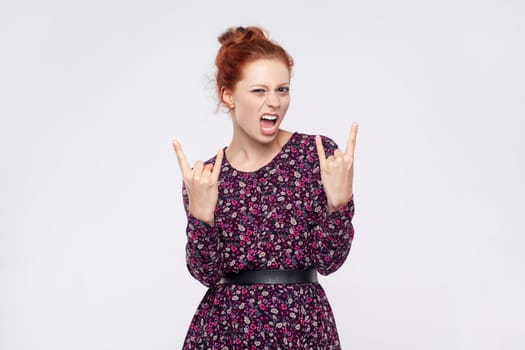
{"left": 344, "top": 122, "right": 358, "bottom": 156}
{"left": 172, "top": 140, "right": 192, "bottom": 176}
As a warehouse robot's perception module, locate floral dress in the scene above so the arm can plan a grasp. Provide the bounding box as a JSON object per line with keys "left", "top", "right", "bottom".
{"left": 181, "top": 132, "right": 355, "bottom": 349}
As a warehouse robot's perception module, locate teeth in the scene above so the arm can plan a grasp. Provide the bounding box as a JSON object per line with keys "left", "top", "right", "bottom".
{"left": 261, "top": 115, "right": 278, "bottom": 121}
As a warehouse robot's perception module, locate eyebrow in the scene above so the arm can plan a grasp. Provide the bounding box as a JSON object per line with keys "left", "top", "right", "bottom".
{"left": 248, "top": 83, "right": 290, "bottom": 88}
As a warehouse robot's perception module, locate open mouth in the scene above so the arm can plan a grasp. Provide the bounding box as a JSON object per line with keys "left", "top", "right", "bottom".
{"left": 260, "top": 114, "right": 278, "bottom": 130}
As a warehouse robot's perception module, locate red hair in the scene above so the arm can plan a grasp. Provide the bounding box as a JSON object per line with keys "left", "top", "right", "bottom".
{"left": 215, "top": 26, "right": 294, "bottom": 109}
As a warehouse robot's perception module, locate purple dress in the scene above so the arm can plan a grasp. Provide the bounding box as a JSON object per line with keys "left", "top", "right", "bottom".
{"left": 182, "top": 132, "right": 355, "bottom": 349}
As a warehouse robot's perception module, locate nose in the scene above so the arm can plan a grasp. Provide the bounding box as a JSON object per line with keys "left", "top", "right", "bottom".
{"left": 266, "top": 92, "right": 280, "bottom": 108}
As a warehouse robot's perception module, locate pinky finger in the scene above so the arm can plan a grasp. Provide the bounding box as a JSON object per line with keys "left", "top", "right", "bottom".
{"left": 212, "top": 148, "right": 224, "bottom": 179}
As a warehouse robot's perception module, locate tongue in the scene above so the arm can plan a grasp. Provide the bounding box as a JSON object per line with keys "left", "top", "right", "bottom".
{"left": 260, "top": 119, "right": 277, "bottom": 135}
{"left": 261, "top": 119, "right": 274, "bottom": 129}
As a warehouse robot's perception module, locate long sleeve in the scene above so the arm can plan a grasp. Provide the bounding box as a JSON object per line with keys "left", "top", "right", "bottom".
{"left": 307, "top": 136, "right": 355, "bottom": 275}
{"left": 182, "top": 186, "right": 224, "bottom": 287}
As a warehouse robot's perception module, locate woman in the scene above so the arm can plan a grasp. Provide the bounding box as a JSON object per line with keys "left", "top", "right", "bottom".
{"left": 173, "top": 26, "right": 358, "bottom": 349}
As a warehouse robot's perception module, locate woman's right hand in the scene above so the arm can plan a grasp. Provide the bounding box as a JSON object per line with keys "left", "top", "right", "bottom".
{"left": 172, "top": 141, "right": 224, "bottom": 225}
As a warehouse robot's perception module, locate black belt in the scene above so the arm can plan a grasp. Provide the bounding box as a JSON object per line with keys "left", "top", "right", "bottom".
{"left": 218, "top": 269, "right": 318, "bottom": 285}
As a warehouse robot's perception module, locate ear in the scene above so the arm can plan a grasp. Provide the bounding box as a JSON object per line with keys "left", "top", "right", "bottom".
{"left": 221, "top": 87, "right": 235, "bottom": 109}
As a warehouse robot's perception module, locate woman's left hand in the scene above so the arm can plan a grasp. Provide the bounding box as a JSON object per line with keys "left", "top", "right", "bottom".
{"left": 315, "top": 122, "right": 358, "bottom": 213}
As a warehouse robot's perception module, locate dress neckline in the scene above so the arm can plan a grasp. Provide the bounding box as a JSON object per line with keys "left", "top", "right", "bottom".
{"left": 222, "top": 132, "right": 298, "bottom": 174}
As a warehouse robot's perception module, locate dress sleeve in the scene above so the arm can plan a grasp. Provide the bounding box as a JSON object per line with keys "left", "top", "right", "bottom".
{"left": 307, "top": 135, "right": 355, "bottom": 276}
{"left": 182, "top": 185, "right": 224, "bottom": 287}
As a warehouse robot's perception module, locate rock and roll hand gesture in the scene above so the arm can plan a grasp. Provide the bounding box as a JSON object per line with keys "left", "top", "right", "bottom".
{"left": 172, "top": 141, "right": 224, "bottom": 226}
{"left": 315, "top": 122, "right": 358, "bottom": 213}
{"left": 172, "top": 122, "right": 357, "bottom": 223}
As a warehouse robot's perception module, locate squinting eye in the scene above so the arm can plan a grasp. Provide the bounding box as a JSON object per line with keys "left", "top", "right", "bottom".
{"left": 251, "top": 89, "right": 266, "bottom": 94}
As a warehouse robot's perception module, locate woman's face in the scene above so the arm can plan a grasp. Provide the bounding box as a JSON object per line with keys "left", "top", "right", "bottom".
{"left": 224, "top": 58, "right": 291, "bottom": 144}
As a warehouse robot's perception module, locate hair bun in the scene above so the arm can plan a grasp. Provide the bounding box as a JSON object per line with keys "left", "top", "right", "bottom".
{"left": 214, "top": 25, "right": 293, "bottom": 110}
{"left": 218, "top": 26, "right": 268, "bottom": 47}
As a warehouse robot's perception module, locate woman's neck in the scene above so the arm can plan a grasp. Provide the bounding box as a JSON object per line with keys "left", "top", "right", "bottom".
{"left": 226, "top": 128, "right": 292, "bottom": 172}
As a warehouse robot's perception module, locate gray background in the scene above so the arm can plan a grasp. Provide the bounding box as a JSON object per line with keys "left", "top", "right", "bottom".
{"left": 1, "top": 0, "right": 524, "bottom": 349}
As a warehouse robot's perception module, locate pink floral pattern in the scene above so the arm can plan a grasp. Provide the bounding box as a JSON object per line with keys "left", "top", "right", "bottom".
{"left": 182, "top": 132, "right": 355, "bottom": 349}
